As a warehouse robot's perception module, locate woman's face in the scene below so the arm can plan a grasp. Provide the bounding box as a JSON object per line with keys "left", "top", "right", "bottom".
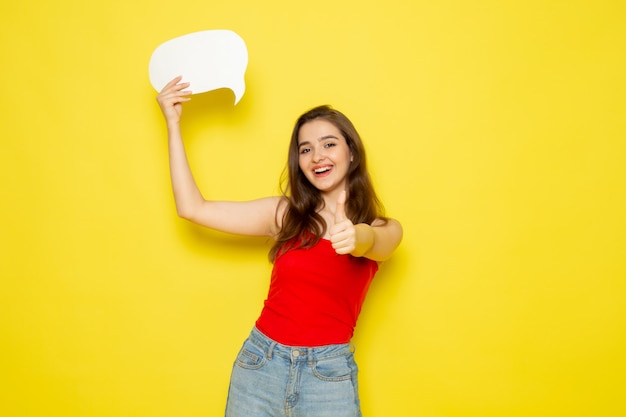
{"left": 297, "top": 119, "right": 353, "bottom": 194}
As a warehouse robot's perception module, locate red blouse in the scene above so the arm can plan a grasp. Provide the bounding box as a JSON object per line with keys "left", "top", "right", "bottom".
{"left": 255, "top": 237, "right": 379, "bottom": 346}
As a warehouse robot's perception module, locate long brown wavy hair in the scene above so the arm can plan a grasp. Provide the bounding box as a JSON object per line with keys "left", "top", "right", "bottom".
{"left": 269, "top": 105, "right": 386, "bottom": 262}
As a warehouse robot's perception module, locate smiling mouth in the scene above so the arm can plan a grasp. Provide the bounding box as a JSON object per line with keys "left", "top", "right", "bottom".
{"left": 314, "top": 166, "right": 333, "bottom": 176}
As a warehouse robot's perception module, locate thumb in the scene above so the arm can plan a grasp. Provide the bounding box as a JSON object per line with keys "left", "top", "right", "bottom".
{"left": 335, "top": 190, "right": 347, "bottom": 223}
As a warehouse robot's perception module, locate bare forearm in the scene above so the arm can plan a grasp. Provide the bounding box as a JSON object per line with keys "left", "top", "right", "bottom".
{"left": 167, "top": 123, "right": 205, "bottom": 218}
{"left": 351, "top": 224, "right": 375, "bottom": 258}
{"left": 352, "top": 219, "right": 403, "bottom": 262}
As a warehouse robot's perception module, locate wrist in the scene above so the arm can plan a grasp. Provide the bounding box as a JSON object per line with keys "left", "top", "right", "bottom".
{"left": 352, "top": 223, "right": 375, "bottom": 257}
{"left": 166, "top": 118, "right": 180, "bottom": 128}
{"left": 166, "top": 121, "right": 182, "bottom": 136}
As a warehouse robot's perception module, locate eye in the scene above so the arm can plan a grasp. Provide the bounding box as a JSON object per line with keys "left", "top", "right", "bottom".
{"left": 299, "top": 147, "right": 311, "bottom": 154}
{"left": 323, "top": 142, "right": 336, "bottom": 148}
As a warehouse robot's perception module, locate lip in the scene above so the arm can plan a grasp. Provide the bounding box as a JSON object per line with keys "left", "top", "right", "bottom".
{"left": 312, "top": 164, "right": 334, "bottom": 177}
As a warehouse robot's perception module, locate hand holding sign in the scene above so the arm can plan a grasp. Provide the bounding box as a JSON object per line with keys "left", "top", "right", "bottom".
{"left": 149, "top": 30, "right": 248, "bottom": 105}
{"left": 330, "top": 191, "right": 357, "bottom": 255}
{"left": 156, "top": 76, "right": 192, "bottom": 125}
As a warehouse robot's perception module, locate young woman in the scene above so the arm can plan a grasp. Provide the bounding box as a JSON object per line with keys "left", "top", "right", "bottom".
{"left": 157, "top": 76, "right": 403, "bottom": 417}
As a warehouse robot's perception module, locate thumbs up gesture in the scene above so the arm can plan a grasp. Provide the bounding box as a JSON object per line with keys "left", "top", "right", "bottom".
{"left": 329, "top": 191, "right": 357, "bottom": 255}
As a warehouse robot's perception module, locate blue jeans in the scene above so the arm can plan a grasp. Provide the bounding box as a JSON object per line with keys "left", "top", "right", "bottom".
{"left": 225, "top": 327, "right": 362, "bottom": 417}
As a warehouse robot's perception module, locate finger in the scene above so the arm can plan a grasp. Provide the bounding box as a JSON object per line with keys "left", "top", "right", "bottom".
{"left": 174, "top": 89, "right": 192, "bottom": 97}
{"left": 164, "top": 75, "right": 184, "bottom": 89}
{"left": 335, "top": 190, "right": 347, "bottom": 224}
{"left": 332, "top": 237, "right": 354, "bottom": 255}
{"left": 175, "top": 82, "right": 191, "bottom": 92}
{"left": 168, "top": 85, "right": 191, "bottom": 97}
{"left": 330, "top": 223, "right": 355, "bottom": 252}
{"left": 161, "top": 78, "right": 190, "bottom": 96}
{"left": 158, "top": 87, "right": 192, "bottom": 103}
{"left": 329, "top": 221, "right": 345, "bottom": 236}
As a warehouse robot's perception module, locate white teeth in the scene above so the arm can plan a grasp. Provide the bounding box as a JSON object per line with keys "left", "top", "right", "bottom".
{"left": 315, "top": 167, "right": 331, "bottom": 173}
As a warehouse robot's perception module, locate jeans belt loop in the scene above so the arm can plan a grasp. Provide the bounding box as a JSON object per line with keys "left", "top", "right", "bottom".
{"left": 307, "top": 348, "right": 314, "bottom": 366}
{"left": 267, "top": 341, "right": 276, "bottom": 360}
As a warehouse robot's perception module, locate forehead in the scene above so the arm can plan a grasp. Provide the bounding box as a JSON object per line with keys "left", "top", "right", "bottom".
{"left": 297, "top": 119, "right": 344, "bottom": 144}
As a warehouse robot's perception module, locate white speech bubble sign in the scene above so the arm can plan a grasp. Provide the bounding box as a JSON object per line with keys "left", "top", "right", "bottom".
{"left": 148, "top": 30, "right": 248, "bottom": 105}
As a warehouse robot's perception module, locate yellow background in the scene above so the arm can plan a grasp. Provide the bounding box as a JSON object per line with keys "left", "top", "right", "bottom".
{"left": 1, "top": 0, "right": 625, "bottom": 416}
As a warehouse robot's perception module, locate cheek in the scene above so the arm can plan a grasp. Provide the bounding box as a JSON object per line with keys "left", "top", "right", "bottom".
{"left": 298, "top": 155, "right": 308, "bottom": 172}
{"left": 341, "top": 148, "right": 352, "bottom": 164}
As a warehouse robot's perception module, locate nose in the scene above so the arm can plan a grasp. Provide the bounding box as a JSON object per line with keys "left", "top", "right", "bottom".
{"left": 311, "top": 146, "right": 326, "bottom": 163}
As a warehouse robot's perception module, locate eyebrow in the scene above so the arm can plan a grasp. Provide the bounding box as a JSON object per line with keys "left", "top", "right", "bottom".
{"left": 298, "top": 135, "right": 340, "bottom": 148}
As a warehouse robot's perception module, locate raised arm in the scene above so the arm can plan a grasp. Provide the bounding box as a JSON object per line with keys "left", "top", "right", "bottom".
{"left": 156, "top": 77, "right": 281, "bottom": 237}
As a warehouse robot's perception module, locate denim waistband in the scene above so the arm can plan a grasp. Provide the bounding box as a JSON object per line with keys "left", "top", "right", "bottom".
{"left": 248, "top": 326, "right": 354, "bottom": 363}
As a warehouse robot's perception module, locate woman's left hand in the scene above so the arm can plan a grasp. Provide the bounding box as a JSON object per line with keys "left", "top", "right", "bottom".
{"left": 329, "top": 191, "right": 357, "bottom": 255}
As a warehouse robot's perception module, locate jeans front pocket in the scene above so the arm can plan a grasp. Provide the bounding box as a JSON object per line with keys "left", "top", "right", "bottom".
{"left": 312, "top": 354, "right": 354, "bottom": 382}
{"left": 234, "top": 339, "right": 267, "bottom": 370}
